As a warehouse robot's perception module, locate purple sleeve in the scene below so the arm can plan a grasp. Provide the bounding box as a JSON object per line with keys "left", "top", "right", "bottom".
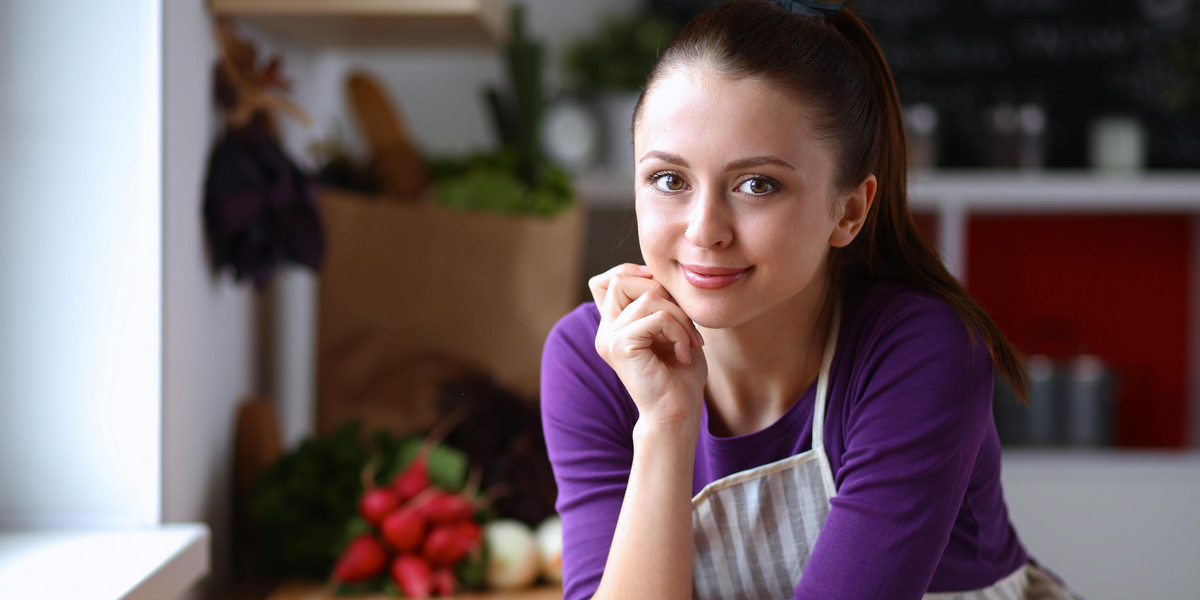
{"left": 540, "top": 305, "right": 638, "bottom": 600}
{"left": 794, "top": 299, "right": 995, "bottom": 599}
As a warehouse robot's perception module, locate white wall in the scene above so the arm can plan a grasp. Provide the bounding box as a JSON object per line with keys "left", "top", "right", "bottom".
{"left": 0, "top": 0, "right": 162, "bottom": 527}
{"left": 161, "top": 0, "right": 260, "bottom": 596}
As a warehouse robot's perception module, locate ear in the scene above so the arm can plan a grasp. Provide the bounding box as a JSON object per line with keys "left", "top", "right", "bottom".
{"left": 829, "top": 174, "right": 876, "bottom": 248}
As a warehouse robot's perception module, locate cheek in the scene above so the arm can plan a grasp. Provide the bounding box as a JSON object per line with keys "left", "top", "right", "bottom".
{"left": 743, "top": 209, "right": 832, "bottom": 265}
{"left": 635, "top": 201, "right": 675, "bottom": 265}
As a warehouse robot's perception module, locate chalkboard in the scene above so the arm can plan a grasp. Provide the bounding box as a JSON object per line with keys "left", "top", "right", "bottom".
{"left": 648, "top": 0, "right": 1200, "bottom": 168}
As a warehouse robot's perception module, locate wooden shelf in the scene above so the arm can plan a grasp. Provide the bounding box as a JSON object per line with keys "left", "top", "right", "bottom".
{"left": 209, "top": 0, "right": 509, "bottom": 48}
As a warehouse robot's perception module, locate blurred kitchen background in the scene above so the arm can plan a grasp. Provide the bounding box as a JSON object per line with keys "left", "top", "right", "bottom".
{"left": 2, "top": 0, "right": 1199, "bottom": 599}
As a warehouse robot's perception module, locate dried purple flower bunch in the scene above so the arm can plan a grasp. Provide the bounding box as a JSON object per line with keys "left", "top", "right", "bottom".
{"left": 203, "top": 20, "right": 323, "bottom": 289}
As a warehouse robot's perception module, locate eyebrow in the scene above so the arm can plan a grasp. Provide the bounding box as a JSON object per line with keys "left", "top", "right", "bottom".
{"left": 637, "top": 150, "right": 795, "bottom": 171}
{"left": 639, "top": 150, "right": 689, "bottom": 167}
{"left": 727, "top": 156, "right": 795, "bottom": 171}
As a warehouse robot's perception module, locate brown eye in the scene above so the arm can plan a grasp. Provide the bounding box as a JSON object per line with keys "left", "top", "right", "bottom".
{"left": 738, "top": 177, "right": 777, "bottom": 195}
{"left": 652, "top": 173, "right": 686, "bottom": 192}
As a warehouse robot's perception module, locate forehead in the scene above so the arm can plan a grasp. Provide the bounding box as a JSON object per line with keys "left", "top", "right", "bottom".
{"left": 635, "top": 67, "right": 828, "bottom": 163}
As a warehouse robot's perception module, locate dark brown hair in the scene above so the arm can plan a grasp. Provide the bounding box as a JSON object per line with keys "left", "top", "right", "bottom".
{"left": 632, "top": 0, "right": 1029, "bottom": 402}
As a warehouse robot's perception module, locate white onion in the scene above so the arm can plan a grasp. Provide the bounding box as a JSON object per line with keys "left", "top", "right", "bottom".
{"left": 535, "top": 515, "right": 563, "bottom": 583}
{"left": 484, "top": 519, "right": 543, "bottom": 590}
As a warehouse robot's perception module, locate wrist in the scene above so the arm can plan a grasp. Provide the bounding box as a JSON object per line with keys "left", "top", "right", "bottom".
{"left": 632, "top": 413, "right": 701, "bottom": 451}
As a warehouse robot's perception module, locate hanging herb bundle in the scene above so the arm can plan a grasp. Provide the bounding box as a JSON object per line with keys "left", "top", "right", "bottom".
{"left": 202, "top": 20, "right": 324, "bottom": 289}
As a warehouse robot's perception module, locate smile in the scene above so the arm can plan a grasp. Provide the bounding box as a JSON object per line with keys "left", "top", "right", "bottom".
{"left": 680, "top": 263, "right": 752, "bottom": 290}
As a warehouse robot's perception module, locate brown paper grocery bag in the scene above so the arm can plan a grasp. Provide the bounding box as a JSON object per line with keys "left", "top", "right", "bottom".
{"left": 316, "top": 187, "right": 585, "bottom": 436}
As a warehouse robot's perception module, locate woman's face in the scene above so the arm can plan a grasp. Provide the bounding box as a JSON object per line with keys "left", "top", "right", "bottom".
{"left": 634, "top": 68, "right": 848, "bottom": 330}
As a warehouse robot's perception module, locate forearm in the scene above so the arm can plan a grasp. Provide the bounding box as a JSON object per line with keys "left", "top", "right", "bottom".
{"left": 593, "top": 419, "right": 697, "bottom": 600}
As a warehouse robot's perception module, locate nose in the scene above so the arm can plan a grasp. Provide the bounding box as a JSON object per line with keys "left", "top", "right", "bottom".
{"left": 684, "top": 186, "right": 733, "bottom": 249}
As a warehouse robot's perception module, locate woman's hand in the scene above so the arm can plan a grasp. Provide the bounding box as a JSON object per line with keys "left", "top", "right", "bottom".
{"left": 589, "top": 264, "right": 707, "bottom": 430}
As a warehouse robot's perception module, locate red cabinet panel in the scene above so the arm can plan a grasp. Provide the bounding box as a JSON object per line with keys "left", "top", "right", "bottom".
{"left": 966, "top": 215, "right": 1191, "bottom": 447}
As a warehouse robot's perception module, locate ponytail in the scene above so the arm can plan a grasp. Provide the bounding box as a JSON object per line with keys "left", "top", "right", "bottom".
{"left": 828, "top": 9, "right": 1030, "bottom": 403}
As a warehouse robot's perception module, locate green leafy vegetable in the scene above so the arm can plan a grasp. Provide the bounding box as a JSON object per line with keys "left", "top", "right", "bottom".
{"left": 454, "top": 541, "right": 490, "bottom": 590}
{"left": 429, "top": 150, "right": 572, "bottom": 217}
{"left": 248, "top": 421, "right": 369, "bottom": 578}
{"left": 390, "top": 437, "right": 470, "bottom": 492}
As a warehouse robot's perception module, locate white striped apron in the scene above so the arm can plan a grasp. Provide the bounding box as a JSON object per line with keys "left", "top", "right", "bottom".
{"left": 690, "top": 303, "right": 1082, "bottom": 600}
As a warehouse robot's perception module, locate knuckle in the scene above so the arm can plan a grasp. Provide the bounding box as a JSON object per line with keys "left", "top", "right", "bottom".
{"left": 594, "top": 336, "right": 613, "bottom": 358}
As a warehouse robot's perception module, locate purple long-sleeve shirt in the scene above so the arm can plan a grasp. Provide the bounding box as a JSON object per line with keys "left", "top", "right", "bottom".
{"left": 540, "top": 277, "right": 1029, "bottom": 600}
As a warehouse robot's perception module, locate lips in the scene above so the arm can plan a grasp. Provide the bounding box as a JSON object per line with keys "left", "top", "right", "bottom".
{"left": 680, "top": 263, "right": 752, "bottom": 290}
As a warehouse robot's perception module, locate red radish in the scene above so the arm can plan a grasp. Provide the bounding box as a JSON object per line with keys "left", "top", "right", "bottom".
{"left": 381, "top": 508, "right": 427, "bottom": 553}
{"left": 422, "top": 523, "right": 475, "bottom": 566}
{"left": 333, "top": 534, "right": 388, "bottom": 583}
{"left": 418, "top": 491, "right": 475, "bottom": 524}
{"left": 391, "top": 459, "right": 430, "bottom": 503}
{"left": 431, "top": 567, "right": 457, "bottom": 596}
{"left": 391, "top": 410, "right": 466, "bottom": 502}
{"left": 359, "top": 487, "right": 399, "bottom": 526}
{"left": 455, "top": 519, "right": 482, "bottom": 546}
{"left": 391, "top": 554, "right": 433, "bottom": 599}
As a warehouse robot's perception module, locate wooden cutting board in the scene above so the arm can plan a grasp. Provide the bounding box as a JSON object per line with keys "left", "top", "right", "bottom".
{"left": 266, "top": 580, "right": 562, "bottom": 600}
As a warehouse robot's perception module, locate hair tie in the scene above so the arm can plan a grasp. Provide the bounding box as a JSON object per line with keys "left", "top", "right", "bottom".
{"left": 771, "top": 0, "right": 843, "bottom": 17}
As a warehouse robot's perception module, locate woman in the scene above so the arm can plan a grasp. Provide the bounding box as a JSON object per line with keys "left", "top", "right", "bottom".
{"left": 541, "top": 1, "right": 1078, "bottom": 598}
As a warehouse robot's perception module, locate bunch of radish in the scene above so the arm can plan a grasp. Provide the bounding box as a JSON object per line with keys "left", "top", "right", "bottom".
{"left": 332, "top": 426, "right": 489, "bottom": 597}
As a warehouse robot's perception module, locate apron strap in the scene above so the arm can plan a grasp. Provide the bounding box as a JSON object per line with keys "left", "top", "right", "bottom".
{"left": 811, "top": 298, "right": 841, "bottom": 497}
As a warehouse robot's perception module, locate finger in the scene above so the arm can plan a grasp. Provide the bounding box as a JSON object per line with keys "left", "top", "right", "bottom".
{"left": 588, "top": 263, "right": 653, "bottom": 309}
{"left": 610, "top": 291, "right": 692, "bottom": 340}
{"left": 616, "top": 282, "right": 703, "bottom": 349}
{"left": 615, "top": 307, "right": 697, "bottom": 365}
{"left": 598, "top": 271, "right": 668, "bottom": 322}
{"left": 612, "top": 293, "right": 698, "bottom": 364}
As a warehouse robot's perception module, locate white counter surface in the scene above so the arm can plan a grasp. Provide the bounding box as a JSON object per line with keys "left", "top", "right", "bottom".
{"left": 1001, "top": 450, "right": 1200, "bottom": 600}
{"left": 0, "top": 523, "right": 209, "bottom": 600}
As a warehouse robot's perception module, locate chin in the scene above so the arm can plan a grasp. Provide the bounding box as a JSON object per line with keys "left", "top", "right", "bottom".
{"left": 672, "top": 294, "right": 747, "bottom": 331}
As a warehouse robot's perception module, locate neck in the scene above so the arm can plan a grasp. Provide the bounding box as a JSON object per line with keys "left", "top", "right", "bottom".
{"left": 702, "top": 276, "right": 836, "bottom": 438}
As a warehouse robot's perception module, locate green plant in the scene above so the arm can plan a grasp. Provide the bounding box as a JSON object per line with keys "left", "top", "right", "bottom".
{"left": 485, "top": 4, "right": 543, "bottom": 185}
{"left": 563, "top": 12, "right": 679, "bottom": 92}
{"left": 430, "top": 4, "right": 573, "bottom": 217}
